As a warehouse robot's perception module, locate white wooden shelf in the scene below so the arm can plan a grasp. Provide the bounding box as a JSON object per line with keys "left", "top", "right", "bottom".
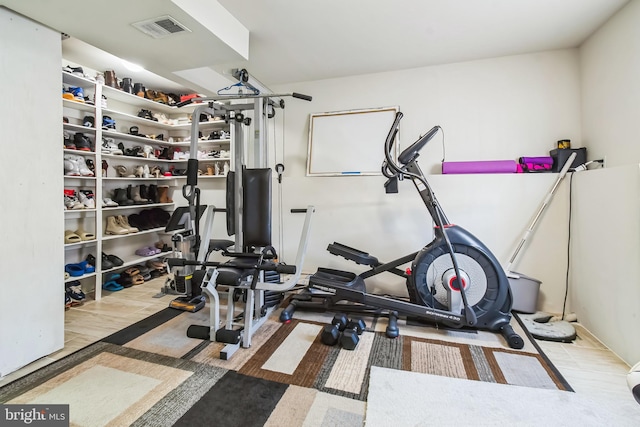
{"left": 102, "top": 202, "right": 174, "bottom": 211}
{"left": 102, "top": 227, "right": 167, "bottom": 241}
{"left": 61, "top": 68, "right": 232, "bottom": 302}
{"left": 100, "top": 251, "right": 172, "bottom": 274}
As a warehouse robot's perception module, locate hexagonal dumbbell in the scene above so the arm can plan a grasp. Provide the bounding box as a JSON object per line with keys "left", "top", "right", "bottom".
{"left": 340, "top": 318, "right": 366, "bottom": 350}
{"left": 320, "top": 313, "right": 349, "bottom": 346}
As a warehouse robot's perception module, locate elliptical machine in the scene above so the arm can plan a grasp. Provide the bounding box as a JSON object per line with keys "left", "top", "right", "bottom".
{"left": 281, "top": 112, "right": 524, "bottom": 349}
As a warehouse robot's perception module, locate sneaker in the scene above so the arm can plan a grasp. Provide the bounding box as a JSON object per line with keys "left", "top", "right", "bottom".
{"left": 101, "top": 137, "right": 123, "bottom": 155}
{"left": 83, "top": 116, "right": 95, "bottom": 128}
{"left": 102, "top": 116, "right": 116, "bottom": 130}
{"left": 63, "top": 65, "right": 85, "bottom": 77}
{"left": 66, "top": 282, "right": 86, "bottom": 301}
{"left": 73, "top": 133, "right": 92, "bottom": 151}
{"left": 65, "top": 292, "right": 72, "bottom": 310}
{"left": 63, "top": 131, "right": 75, "bottom": 149}
{"left": 68, "top": 86, "right": 84, "bottom": 102}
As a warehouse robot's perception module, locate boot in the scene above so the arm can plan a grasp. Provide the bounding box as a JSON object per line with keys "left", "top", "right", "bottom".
{"left": 147, "top": 184, "right": 159, "bottom": 203}
{"left": 105, "top": 216, "right": 129, "bottom": 235}
{"left": 104, "top": 70, "right": 118, "bottom": 88}
{"left": 157, "top": 185, "right": 172, "bottom": 203}
{"left": 117, "top": 215, "right": 139, "bottom": 233}
{"left": 130, "top": 185, "right": 149, "bottom": 204}
{"left": 113, "top": 188, "right": 133, "bottom": 206}
{"left": 139, "top": 184, "right": 150, "bottom": 202}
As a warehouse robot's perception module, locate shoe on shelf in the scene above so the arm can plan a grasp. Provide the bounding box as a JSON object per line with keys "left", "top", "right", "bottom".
{"left": 63, "top": 155, "right": 81, "bottom": 176}
{"left": 83, "top": 116, "right": 95, "bottom": 128}
{"left": 117, "top": 215, "right": 139, "bottom": 233}
{"left": 73, "top": 133, "right": 92, "bottom": 151}
{"left": 135, "top": 246, "right": 157, "bottom": 257}
{"left": 63, "top": 65, "right": 85, "bottom": 77}
{"left": 64, "top": 191, "right": 84, "bottom": 210}
{"left": 157, "top": 185, "right": 173, "bottom": 203}
{"left": 113, "top": 188, "right": 134, "bottom": 206}
{"left": 105, "top": 216, "right": 129, "bottom": 235}
{"left": 129, "top": 185, "right": 150, "bottom": 205}
{"left": 76, "top": 190, "right": 95, "bottom": 209}
{"left": 64, "top": 230, "right": 81, "bottom": 244}
{"left": 65, "top": 292, "right": 72, "bottom": 310}
{"left": 75, "top": 225, "right": 95, "bottom": 241}
{"left": 86, "top": 254, "right": 96, "bottom": 268}
{"left": 65, "top": 154, "right": 94, "bottom": 177}
{"left": 102, "top": 137, "right": 123, "bottom": 155}
{"left": 107, "top": 254, "right": 124, "bottom": 267}
{"left": 133, "top": 165, "right": 145, "bottom": 178}
{"left": 101, "top": 253, "right": 115, "bottom": 270}
{"left": 102, "top": 116, "right": 116, "bottom": 130}
{"left": 102, "top": 198, "right": 119, "bottom": 208}
{"left": 113, "top": 165, "right": 130, "bottom": 178}
{"left": 102, "top": 160, "right": 109, "bottom": 177}
{"left": 66, "top": 281, "right": 86, "bottom": 304}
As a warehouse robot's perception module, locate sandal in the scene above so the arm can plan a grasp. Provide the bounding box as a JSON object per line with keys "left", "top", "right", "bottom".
{"left": 132, "top": 274, "right": 145, "bottom": 285}
{"left": 135, "top": 246, "right": 157, "bottom": 257}
{"left": 78, "top": 260, "right": 95, "bottom": 274}
{"left": 65, "top": 263, "right": 84, "bottom": 277}
{"left": 64, "top": 230, "right": 81, "bottom": 244}
{"left": 102, "top": 281, "right": 123, "bottom": 292}
{"left": 75, "top": 227, "right": 95, "bottom": 241}
{"left": 124, "top": 267, "right": 140, "bottom": 276}
{"left": 107, "top": 254, "right": 124, "bottom": 266}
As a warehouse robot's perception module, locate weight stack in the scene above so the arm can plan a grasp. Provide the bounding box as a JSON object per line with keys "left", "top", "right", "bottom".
{"left": 264, "top": 270, "right": 283, "bottom": 308}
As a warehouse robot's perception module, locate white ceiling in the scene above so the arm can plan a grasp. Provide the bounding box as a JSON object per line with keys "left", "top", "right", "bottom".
{"left": 1, "top": 0, "right": 630, "bottom": 95}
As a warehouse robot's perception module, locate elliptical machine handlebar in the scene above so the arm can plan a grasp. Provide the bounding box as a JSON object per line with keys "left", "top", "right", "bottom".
{"left": 382, "top": 112, "right": 441, "bottom": 180}
{"left": 398, "top": 125, "right": 440, "bottom": 165}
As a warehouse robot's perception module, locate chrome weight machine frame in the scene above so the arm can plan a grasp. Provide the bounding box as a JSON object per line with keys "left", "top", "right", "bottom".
{"left": 164, "top": 73, "right": 314, "bottom": 358}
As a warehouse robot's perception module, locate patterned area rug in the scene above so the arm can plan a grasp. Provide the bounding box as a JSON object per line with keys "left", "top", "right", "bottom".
{"left": 0, "top": 305, "right": 571, "bottom": 427}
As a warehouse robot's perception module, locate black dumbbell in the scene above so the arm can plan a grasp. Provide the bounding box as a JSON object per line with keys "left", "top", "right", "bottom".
{"left": 320, "top": 313, "right": 348, "bottom": 346}
{"left": 341, "top": 318, "right": 366, "bottom": 350}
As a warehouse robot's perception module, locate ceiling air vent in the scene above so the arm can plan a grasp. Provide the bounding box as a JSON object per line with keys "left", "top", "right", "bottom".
{"left": 132, "top": 15, "right": 191, "bottom": 39}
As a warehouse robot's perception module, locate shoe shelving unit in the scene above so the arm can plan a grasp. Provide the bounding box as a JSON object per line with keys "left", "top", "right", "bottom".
{"left": 62, "top": 69, "right": 233, "bottom": 301}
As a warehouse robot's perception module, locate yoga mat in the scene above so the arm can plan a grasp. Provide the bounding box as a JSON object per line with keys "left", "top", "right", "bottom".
{"left": 442, "top": 160, "right": 518, "bottom": 174}
{"left": 519, "top": 156, "right": 553, "bottom": 165}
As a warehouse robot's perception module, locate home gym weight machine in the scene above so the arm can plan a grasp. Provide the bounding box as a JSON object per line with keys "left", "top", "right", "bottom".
{"left": 281, "top": 112, "right": 525, "bottom": 349}
{"left": 163, "top": 70, "right": 315, "bottom": 358}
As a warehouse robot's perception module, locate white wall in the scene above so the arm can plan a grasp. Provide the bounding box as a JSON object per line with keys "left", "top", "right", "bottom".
{"left": 261, "top": 49, "right": 582, "bottom": 312}
{"left": 581, "top": 0, "right": 640, "bottom": 168}
{"left": 0, "top": 7, "right": 64, "bottom": 376}
{"left": 576, "top": 1, "right": 640, "bottom": 365}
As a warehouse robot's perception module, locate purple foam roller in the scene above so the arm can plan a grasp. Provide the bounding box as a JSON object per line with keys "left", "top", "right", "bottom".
{"left": 519, "top": 156, "right": 553, "bottom": 165}
{"left": 442, "top": 160, "right": 518, "bottom": 174}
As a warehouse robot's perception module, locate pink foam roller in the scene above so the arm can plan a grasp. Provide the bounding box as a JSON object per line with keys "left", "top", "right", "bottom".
{"left": 442, "top": 160, "right": 518, "bottom": 174}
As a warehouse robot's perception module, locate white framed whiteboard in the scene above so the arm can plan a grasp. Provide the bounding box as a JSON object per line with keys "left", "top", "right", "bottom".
{"left": 306, "top": 106, "right": 400, "bottom": 176}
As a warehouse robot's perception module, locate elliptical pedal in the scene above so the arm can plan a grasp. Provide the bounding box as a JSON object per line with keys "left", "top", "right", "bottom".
{"left": 327, "top": 242, "right": 379, "bottom": 266}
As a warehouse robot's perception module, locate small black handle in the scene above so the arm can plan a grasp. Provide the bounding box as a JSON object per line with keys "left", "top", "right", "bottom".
{"left": 176, "top": 99, "right": 193, "bottom": 108}
{"left": 292, "top": 92, "right": 312, "bottom": 101}
{"left": 290, "top": 208, "right": 307, "bottom": 213}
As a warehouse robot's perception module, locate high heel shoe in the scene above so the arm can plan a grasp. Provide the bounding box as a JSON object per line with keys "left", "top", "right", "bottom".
{"left": 133, "top": 165, "right": 145, "bottom": 178}
{"left": 151, "top": 166, "right": 162, "bottom": 178}
{"left": 114, "top": 165, "right": 128, "bottom": 177}
{"left": 102, "top": 160, "right": 109, "bottom": 177}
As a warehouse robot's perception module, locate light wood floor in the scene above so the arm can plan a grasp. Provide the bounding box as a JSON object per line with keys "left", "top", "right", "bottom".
{"left": 1, "top": 276, "right": 636, "bottom": 410}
